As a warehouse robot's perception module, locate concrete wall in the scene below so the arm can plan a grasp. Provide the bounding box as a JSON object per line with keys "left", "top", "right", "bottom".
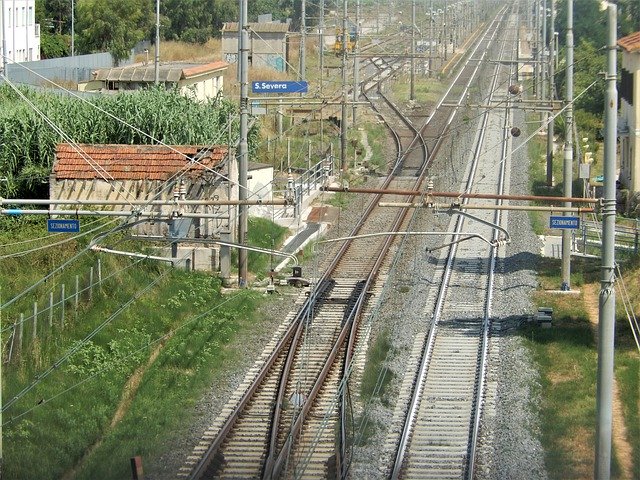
{"left": 49, "top": 174, "right": 233, "bottom": 239}
{"left": 222, "top": 31, "right": 287, "bottom": 72}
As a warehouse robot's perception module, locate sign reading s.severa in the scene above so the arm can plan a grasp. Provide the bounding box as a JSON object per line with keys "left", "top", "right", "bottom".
{"left": 47, "top": 219, "right": 80, "bottom": 233}
{"left": 252, "top": 81, "right": 308, "bottom": 94}
{"left": 549, "top": 216, "right": 580, "bottom": 229}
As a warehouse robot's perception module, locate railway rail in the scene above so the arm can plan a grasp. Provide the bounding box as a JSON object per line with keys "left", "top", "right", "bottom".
{"left": 180, "top": 5, "right": 514, "bottom": 479}
{"left": 386, "top": 6, "right": 520, "bottom": 479}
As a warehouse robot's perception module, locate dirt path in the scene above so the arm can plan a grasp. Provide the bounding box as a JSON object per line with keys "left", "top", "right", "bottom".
{"left": 583, "top": 283, "right": 633, "bottom": 479}
{"left": 61, "top": 341, "right": 167, "bottom": 480}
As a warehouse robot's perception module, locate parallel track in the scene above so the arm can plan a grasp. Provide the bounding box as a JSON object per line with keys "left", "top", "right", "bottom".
{"left": 387, "top": 6, "right": 520, "bottom": 479}
{"left": 180, "top": 6, "right": 511, "bottom": 479}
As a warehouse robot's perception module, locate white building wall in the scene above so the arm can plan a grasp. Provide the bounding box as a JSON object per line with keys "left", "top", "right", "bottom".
{"left": 620, "top": 51, "right": 640, "bottom": 193}
{"left": 1, "top": 0, "right": 41, "bottom": 65}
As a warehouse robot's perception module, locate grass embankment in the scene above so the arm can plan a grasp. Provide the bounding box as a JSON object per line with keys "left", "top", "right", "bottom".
{"left": 522, "top": 132, "right": 639, "bottom": 479}
{"left": 1, "top": 215, "right": 289, "bottom": 480}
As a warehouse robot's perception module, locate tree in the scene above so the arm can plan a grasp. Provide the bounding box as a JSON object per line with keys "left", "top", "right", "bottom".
{"left": 75, "top": 0, "right": 154, "bottom": 64}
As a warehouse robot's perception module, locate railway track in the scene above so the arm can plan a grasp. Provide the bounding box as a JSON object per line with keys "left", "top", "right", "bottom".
{"left": 385, "top": 6, "right": 520, "bottom": 480}
{"left": 179, "top": 5, "right": 512, "bottom": 480}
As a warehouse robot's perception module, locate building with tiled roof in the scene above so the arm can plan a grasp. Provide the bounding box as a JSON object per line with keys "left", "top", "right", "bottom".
{"left": 80, "top": 61, "right": 228, "bottom": 102}
{"left": 618, "top": 31, "right": 640, "bottom": 205}
{"left": 50, "top": 143, "right": 231, "bottom": 242}
{"left": 49, "top": 143, "right": 275, "bottom": 271}
{"left": 221, "top": 22, "right": 289, "bottom": 72}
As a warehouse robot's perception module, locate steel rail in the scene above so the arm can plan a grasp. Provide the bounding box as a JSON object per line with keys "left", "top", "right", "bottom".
{"left": 390, "top": 6, "right": 510, "bottom": 478}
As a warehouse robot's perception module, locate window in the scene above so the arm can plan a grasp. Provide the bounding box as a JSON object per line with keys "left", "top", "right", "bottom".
{"left": 28, "top": 7, "right": 33, "bottom": 26}
{"left": 22, "top": 7, "right": 26, "bottom": 27}
{"left": 8, "top": 8, "right": 11, "bottom": 28}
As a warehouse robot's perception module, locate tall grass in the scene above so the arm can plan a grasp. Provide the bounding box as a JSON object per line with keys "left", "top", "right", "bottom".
{"left": 1, "top": 219, "right": 269, "bottom": 480}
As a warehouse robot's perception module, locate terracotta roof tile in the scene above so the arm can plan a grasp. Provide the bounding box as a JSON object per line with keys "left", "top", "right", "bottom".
{"left": 618, "top": 31, "right": 640, "bottom": 53}
{"left": 53, "top": 144, "right": 228, "bottom": 181}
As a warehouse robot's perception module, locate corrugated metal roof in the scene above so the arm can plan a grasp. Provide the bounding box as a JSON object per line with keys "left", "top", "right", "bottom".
{"left": 222, "top": 22, "right": 290, "bottom": 33}
{"left": 618, "top": 31, "right": 640, "bottom": 53}
{"left": 94, "top": 62, "right": 228, "bottom": 83}
{"left": 53, "top": 144, "right": 228, "bottom": 181}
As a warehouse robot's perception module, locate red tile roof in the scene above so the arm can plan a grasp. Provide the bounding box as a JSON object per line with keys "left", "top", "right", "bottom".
{"left": 53, "top": 144, "right": 227, "bottom": 181}
{"left": 618, "top": 31, "right": 640, "bottom": 53}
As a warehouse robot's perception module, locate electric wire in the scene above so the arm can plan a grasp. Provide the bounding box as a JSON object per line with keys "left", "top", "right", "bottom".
{"left": 2, "top": 272, "right": 249, "bottom": 425}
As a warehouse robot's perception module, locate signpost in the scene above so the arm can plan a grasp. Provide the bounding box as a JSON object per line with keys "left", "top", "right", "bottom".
{"left": 550, "top": 216, "right": 579, "bottom": 229}
{"left": 47, "top": 219, "right": 80, "bottom": 233}
{"left": 252, "top": 81, "right": 308, "bottom": 94}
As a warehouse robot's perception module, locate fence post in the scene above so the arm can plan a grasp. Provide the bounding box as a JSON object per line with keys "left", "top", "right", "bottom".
{"left": 32, "top": 301, "right": 38, "bottom": 341}
{"left": 17, "top": 313, "right": 24, "bottom": 356}
{"left": 61, "top": 284, "right": 66, "bottom": 328}
{"left": 49, "top": 292, "right": 54, "bottom": 328}
{"left": 98, "top": 259, "right": 102, "bottom": 283}
{"left": 89, "top": 266, "right": 94, "bottom": 301}
{"left": 635, "top": 220, "right": 638, "bottom": 255}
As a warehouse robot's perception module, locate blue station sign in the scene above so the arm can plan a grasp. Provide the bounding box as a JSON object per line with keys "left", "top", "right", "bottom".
{"left": 47, "top": 219, "right": 80, "bottom": 233}
{"left": 252, "top": 81, "right": 308, "bottom": 94}
{"left": 549, "top": 216, "right": 580, "bottom": 229}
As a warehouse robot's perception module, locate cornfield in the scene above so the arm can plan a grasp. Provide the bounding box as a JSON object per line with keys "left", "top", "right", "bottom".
{"left": 0, "top": 85, "right": 259, "bottom": 198}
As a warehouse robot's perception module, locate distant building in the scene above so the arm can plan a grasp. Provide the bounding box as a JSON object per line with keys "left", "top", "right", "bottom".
{"left": 221, "top": 22, "right": 290, "bottom": 72}
{"left": 618, "top": 31, "right": 640, "bottom": 197}
{"left": 0, "top": 0, "right": 41, "bottom": 67}
{"left": 80, "top": 61, "right": 228, "bottom": 102}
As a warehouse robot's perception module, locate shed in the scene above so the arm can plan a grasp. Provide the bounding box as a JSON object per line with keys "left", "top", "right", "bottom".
{"left": 50, "top": 143, "right": 232, "bottom": 242}
{"left": 80, "top": 61, "right": 228, "bottom": 102}
{"left": 221, "top": 22, "right": 290, "bottom": 72}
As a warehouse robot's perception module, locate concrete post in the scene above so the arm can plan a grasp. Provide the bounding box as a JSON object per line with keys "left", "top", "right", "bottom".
{"left": 238, "top": 0, "right": 250, "bottom": 286}
{"left": 595, "top": 5, "right": 617, "bottom": 479}
{"left": 561, "top": 0, "right": 573, "bottom": 290}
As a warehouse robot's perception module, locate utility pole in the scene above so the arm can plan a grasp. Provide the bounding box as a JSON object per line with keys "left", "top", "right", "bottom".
{"left": 541, "top": 0, "right": 547, "bottom": 113}
{"left": 595, "top": 5, "right": 617, "bottom": 478}
{"left": 340, "top": 0, "right": 348, "bottom": 172}
{"left": 238, "top": 0, "right": 249, "bottom": 285}
{"left": 561, "top": 0, "right": 573, "bottom": 290}
{"left": 1, "top": 0, "right": 7, "bottom": 76}
{"left": 410, "top": 0, "right": 416, "bottom": 100}
{"left": 319, "top": 0, "right": 325, "bottom": 151}
{"left": 429, "top": 0, "right": 433, "bottom": 77}
{"left": 546, "top": 0, "right": 555, "bottom": 187}
{"left": 299, "top": 0, "right": 306, "bottom": 81}
{"left": 154, "top": 0, "right": 160, "bottom": 84}
{"left": 353, "top": 0, "right": 360, "bottom": 121}
{"left": 71, "top": 0, "right": 74, "bottom": 56}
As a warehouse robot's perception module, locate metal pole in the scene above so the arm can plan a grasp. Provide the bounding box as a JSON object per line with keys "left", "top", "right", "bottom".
{"left": 546, "top": 0, "right": 555, "bottom": 186}
{"left": 541, "top": 0, "right": 547, "bottom": 107}
{"left": 154, "top": 0, "right": 160, "bottom": 84}
{"left": 1, "top": 0, "right": 6, "bottom": 76}
{"left": 340, "top": 0, "right": 348, "bottom": 172}
{"left": 561, "top": 0, "right": 573, "bottom": 290}
{"left": 71, "top": 0, "right": 74, "bottom": 56}
{"left": 353, "top": 0, "right": 360, "bottom": 122}
{"left": 299, "top": 0, "right": 306, "bottom": 81}
{"left": 595, "top": 5, "right": 617, "bottom": 478}
{"left": 429, "top": 0, "right": 433, "bottom": 77}
{"left": 319, "top": 0, "right": 325, "bottom": 151}
{"left": 238, "top": 0, "right": 249, "bottom": 285}
{"left": 410, "top": 0, "right": 416, "bottom": 100}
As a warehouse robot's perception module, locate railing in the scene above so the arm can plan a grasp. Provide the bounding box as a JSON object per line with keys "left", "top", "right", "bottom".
{"left": 275, "top": 156, "right": 336, "bottom": 219}
{"left": 578, "top": 219, "right": 639, "bottom": 256}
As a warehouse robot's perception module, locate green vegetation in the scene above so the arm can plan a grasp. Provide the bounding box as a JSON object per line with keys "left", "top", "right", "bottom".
{"left": 246, "top": 216, "right": 290, "bottom": 278}
{"left": 0, "top": 216, "right": 282, "bottom": 480}
{"left": 0, "top": 85, "right": 257, "bottom": 198}
{"left": 359, "top": 330, "right": 395, "bottom": 405}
